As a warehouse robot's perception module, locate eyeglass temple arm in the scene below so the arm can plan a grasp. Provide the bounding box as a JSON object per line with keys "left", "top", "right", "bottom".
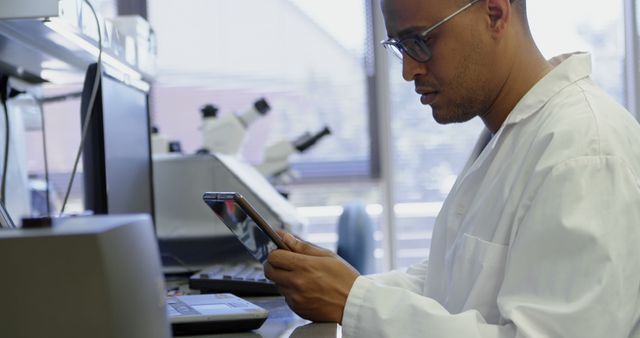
{"left": 419, "top": 0, "right": 482, "bottom": 37}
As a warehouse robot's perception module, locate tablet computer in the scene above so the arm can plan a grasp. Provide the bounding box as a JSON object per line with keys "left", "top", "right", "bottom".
{"left": 203, "top": 192, "right": 290, "bottom": 263}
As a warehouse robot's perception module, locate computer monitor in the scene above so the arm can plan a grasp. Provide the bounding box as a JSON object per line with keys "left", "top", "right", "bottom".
{"left": 79, "top": 64, "right": 240, "bottom": 272}
{"left": 81, "top": 63, "right": 155, "bottom": 219}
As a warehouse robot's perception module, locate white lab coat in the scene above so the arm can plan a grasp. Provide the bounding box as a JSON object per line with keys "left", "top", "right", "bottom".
{"left": 342, "top": 53, "right": 640, "bottom": 337}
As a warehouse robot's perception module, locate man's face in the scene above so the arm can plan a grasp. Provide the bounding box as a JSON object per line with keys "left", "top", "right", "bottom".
{"left": 382, "top": 0, "right": 499, "bottom": 124}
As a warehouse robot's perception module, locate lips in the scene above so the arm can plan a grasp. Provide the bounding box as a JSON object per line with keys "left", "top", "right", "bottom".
{"left": 415, "top": 82, "right": 439, "bottom": 105}
{"left": 418, "top": 91, "right": 438, "bottom": 105}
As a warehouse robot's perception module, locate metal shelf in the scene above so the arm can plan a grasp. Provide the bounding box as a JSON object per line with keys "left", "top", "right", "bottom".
{"left": 0, "top": 18, "right": 151, "bottom": 91}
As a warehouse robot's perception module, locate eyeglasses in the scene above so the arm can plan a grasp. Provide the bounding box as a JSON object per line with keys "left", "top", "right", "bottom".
{"left": 381, "top": 0, "right": 482, "bottom": 63}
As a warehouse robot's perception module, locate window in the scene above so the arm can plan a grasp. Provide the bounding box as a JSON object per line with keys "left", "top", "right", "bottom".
{"left": 148, "top": 0, "right": 385, "bottom": 269}
{"left": 388, "top": 61, "right": 483, "bottom": 268}
{"left": 148, "top": 0, "right": 372, "bottom": 178}
{"left": 529, "top": 0, "right": 625, "bottom": 103}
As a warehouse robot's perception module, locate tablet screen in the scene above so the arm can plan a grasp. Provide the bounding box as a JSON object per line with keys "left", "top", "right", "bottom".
{"left": 204, "top": 198, "right": 278, "bottom": 263}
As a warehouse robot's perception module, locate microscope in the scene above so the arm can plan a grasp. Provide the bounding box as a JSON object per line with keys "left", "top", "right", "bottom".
{"left": 200, "top": 98, "right": 270, "bottom": 155}
{"left": 256, "top": 126, "right": 331, "bottom": 182}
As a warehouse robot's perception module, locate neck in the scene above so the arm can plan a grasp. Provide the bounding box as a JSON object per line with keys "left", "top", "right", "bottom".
{"left": 480, "top": 38, "right": 553, "bottom": 133}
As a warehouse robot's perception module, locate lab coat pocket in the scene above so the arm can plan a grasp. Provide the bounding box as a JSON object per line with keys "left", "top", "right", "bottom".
{"left": 446, "top": 233, "right": 508, "bottom": 324}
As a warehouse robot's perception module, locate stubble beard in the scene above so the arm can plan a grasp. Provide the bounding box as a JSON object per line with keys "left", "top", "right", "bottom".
{"left": 431, "top": 40, "right": 492, "bottom": 125}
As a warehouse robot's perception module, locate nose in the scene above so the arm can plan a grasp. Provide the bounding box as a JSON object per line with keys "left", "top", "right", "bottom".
{"left": 402, "top": 55, "right": 428, "bottom": 82}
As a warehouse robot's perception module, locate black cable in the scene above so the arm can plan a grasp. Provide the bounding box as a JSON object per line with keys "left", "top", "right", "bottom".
{"left": 0, "top": 78, "right": 27, "bottom": 228}
{"left": 0, "top": 75, "right": 10, "bottom": 208}
{"left": 0, "top": 198, "right": 14, "bottom": 229}
{"left": 39, "top": 98, "right": 50, "bottom": 216}
{"left": 59, "top": 0, "right": 102, "bottom": 216}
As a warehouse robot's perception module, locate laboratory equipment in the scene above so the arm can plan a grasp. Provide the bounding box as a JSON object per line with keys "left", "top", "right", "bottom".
{"left": 201, "top": 98, "right": 270, "bottom": 155}
{"left": 256, "top": 126, "right": 332, "bottom": 179}
{"left": 169, "top": 293, "right": 268, "bottom": 335}
{"left": 0, "top": 0, "right": 60, "bottom": 19}
{"left": 0, "top": 214, "right": 171, "bottom": 338}
{"left": 151, "top": 126, "right": 169, "bottom": 154}
{"left": 153, "top": 153, "right": 307, "bottom": 272}
{"left": 153, "top": 153, "right": 307, "bottom": 239}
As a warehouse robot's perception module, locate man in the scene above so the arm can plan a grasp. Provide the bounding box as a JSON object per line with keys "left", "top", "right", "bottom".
{"left": 265, "top": 0, "right": 640, "bottom": 336}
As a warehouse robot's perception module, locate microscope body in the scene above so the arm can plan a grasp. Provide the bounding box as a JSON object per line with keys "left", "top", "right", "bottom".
{"left": 202, "top": 114, "right": 248, "bottom": 155}
{"left": 256, "top": 140, "right": 297, "bottom": 177}
{"left": 201, "top": 98, "right": 270, "bottom": 155}
{"left": 256, "top": 126, "right": 332, "bottom": 179}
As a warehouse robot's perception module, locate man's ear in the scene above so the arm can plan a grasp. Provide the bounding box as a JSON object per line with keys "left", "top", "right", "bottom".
{"left": 484, "top": 0, "right": 511, "bottom": 35}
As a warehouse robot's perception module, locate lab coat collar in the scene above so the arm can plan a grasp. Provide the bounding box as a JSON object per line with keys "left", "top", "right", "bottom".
{"left": 459, "top": 52, "right": 592, "bottom": 181}
{"left": 494, "top": 52, "right": 592, "bottom": 139}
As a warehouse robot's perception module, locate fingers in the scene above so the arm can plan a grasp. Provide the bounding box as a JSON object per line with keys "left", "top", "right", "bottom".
{"left": 265, "top": 257, "right": 356, "bottom": 323}
{"left": 267, "top": 248, "right": 307, "bottom": 271}
{"left": 265, "top": 252, "right": 360, "bottom": 324}
{"left": 264, "top": 260, "right": 309, "bottom": 291}
{"left": 267, "top": 230, "right": 336, "bottom": 275}
{"left": 265, "top": 260, "right": 312, "bottom": 296}
{"left": 267, "top": 247, "right": 332, "bottom": 277}
{"left": 263, "top": 261, "right": 289, "bottom": 282}
{"left": 278, "top": 231, "right": 332, "bottom": 257}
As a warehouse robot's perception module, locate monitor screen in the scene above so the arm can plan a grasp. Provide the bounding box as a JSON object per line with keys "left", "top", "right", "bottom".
{"left": 81, "top": 64, "right": 155, "bottom": 219}
{"left": 80, "top": 64, "right": 241, "bottom": 272}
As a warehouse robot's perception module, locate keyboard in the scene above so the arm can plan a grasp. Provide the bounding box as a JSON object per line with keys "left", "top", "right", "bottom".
{"left": 189, "top": 262, "right": 280, "bottom": 296}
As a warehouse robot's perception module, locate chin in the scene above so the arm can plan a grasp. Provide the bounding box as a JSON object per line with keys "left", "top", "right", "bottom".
{"left": 431, "top": 107, "right": 453, "bottom": 125}
{"left": 432, "top": 107, "right": 475, "bottom": 125}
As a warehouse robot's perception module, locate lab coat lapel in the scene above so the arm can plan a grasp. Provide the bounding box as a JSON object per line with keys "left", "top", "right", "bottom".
{"left": 452, "top": 127, "right": 494, "bottom": 197}
{"left": 452, "top": 52, "right": 593, "bottom": 193}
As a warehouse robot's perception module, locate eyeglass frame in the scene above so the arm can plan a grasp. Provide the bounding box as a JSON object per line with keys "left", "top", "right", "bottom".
{"left": 381, "top": 0, "right": 483, "bottom": 63}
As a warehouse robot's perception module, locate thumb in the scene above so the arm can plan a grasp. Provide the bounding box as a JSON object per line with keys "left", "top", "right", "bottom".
{"left": 279, "top": 231, "right": 331, "bottom": 257}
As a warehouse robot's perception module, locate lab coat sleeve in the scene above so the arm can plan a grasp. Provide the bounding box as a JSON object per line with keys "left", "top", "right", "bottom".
{"left": 341, "top": 156, "right": 640, "bottom": 338}
{"left": 364, "top": 260, "right": 429, "bottom": 294}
